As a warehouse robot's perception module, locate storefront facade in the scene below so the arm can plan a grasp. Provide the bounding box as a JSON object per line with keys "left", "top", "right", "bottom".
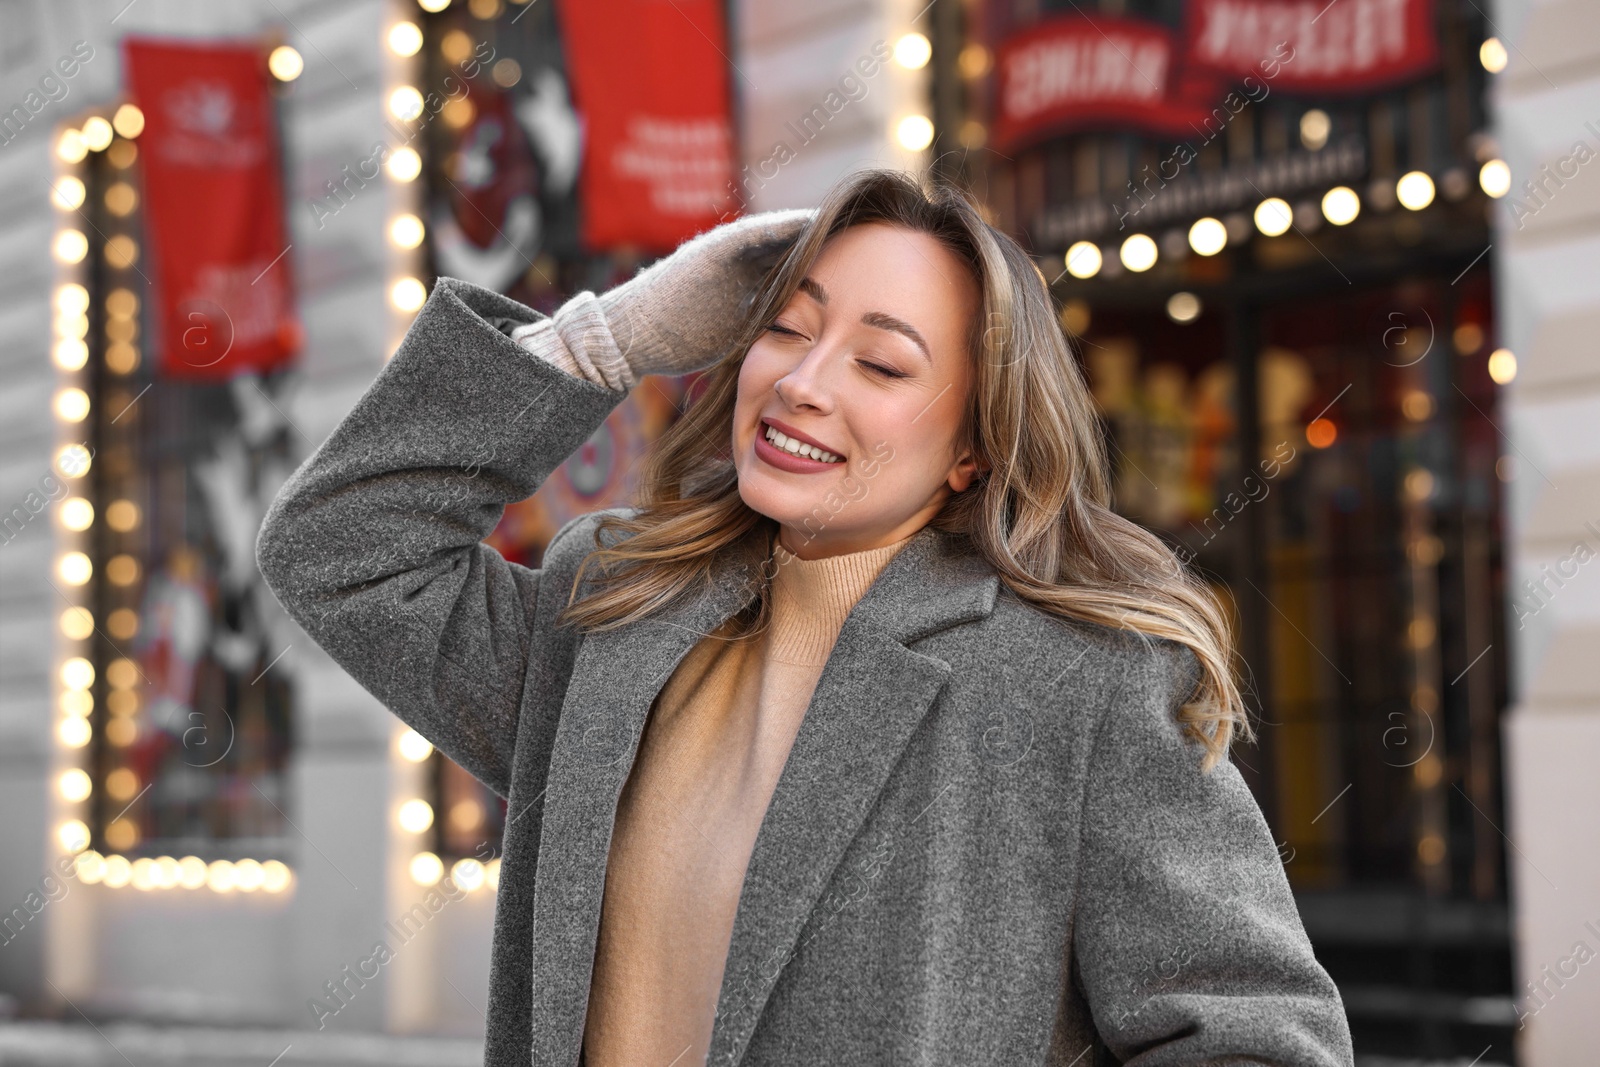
{"left": 933, "top": 0, "right": 1518, "bottom": 1058}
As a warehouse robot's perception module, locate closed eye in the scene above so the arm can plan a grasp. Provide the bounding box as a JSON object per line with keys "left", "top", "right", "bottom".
{"left": 766, "top": 322, "right": 905, "bottom": 379}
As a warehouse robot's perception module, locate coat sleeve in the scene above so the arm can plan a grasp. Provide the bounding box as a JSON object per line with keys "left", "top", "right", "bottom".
{"left": 254, "top": 277, "right": 629, "bottom": 799}
{"left": 1070, "top": 637, "right": 1355, "bottom": 1066}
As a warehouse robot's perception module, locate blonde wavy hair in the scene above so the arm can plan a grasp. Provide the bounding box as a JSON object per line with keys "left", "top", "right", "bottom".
{"left": 555, "top": 168, "right": 1250, "bottom": 771}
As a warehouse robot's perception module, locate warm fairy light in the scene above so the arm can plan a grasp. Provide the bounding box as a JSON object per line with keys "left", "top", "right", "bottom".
{"left": 1119, "top": 234, "right": 1157, "bottom": 272}
{"left": 893, "top": 33, "right": 932, "bottom": 70}
{"left": 51, "top": 176, "right": 85, "bottom": 210}
{"left": 390, "top": 214, "right": 425, "bottom": 249}
{"left": 58, "top": 717, "right": 92, "bottom": 747}
{"left": 895, "top": 115, "right": 934, "bottom": 151}
{"left": 1187, "top": 217, "right": 1227, "bottom": 256}
{"left": 958, "top": 42, "right": 991, "bottom": 79}
{"left": 58, "top": 820, "right": 90, "bottom": 852}
{"left": 58, "top": 769, "right": 92, "bottom": 803}
{"left": 57, "top": 551, "right": 92, "bottom": 585}
{"left": 76, "top": 851, "right": 106, "bottom": 883}
{"left": 398, "top": 798, "right": 435, "bottom": 833}
{"left": 80, "top": 117, "right": 113, "bottom": 152}
{"left": 54, "top": 387, "right": 90, "bottom": 422}
{"left": 60, "top": 607, "right": 95, "bottom": 640}
{"left": 389, "top": 86, "right": 424, "bottom": 121}
{"left": 107, "top": 288, "right": 138, "bottom": 317}
{"left": 1321, "top": 186, "right": 1360, "bottom": 225}
{"left": 451, "top": 858, "right": 486, "bottom": 891}
{"left": 112, "top": 103, "right": 145, "bottom": 139}
{"left": 102, "top": 855, "right": 132, "bottom": 888}
{"left": 391, "top": 277, "right": 427, "bottom": 311}
{"left": 1396, "top": 171, "right": 1435, "bottom": 211}
{"left": 106, "top": 499, "right": 140, "bottom": 531}
{"left": 54, "top": 338, "right": 88, "bottom": 370}
{"left": 61, "top": 690, "right": 92, "bottom": 716}
{"left": 61, "top": 657, "right": 94, "bottom": 689}
{"left": 107, "top": 658, "right": 139, "bottom": 689}
{"left": 57, "top": 128, "right": 87, "bottom": 163}
{"left": 1064, "top": 241, "right": 1102, "bottom": 279}
{"left": 56, "top": 444, "right": 92, "bottom": 479}
{"left": 59, "top": 498, "right": 93, "bottom": 531}
{"left": 1480, "top": 37, "right": 1507, "bottom": 74}
{"left": 1480, "top": 160, "right": 1510, "bottom": 198}
{"left": 398, "top": 728, "right": 433, "bottom": 761}
{"left": 486, "top": 857, "right": 501, "bottom": 890}
{"left": 387, "top": 147, "right": 422, "bottom": 181}
{"left": 262, "top": 860, "right": 293, "bottom": 893}
{"left": 1299, "top": 109, "right": 1330, "bottom": 151}
{"left": 234, "top": 858, "right": 265, "bottom": 892}
{"left": 1166, "top": 292, "right": 1202, "bottom": 323}
{"left": 208, "top": 859, "right": 237, "bottom": 893}
{"left": 104, "top": 235, "right": 138, "bottom": 268}
{"left": 107, "top": 554, "right": 140, "bottom": 585}
{"left": 107, "top": 608, "right": 138, "bottom": 640}
{"left": 410, "top": 851, "right": 444, "bottom": 886}
{"left": 55, "top": 283, "right": 89, "bottom": 315}
{"left": 418, "top": 0, "right": 453, "bottom": 10}
{"left": 131, "top": 858, "right": 159, "bottom": 891}
{"left": 176, "top": 856, "right": 207, "bottom": 889}
{"left": 1254, "top": 198, "right": 1292, "bottom": 236}
{"left": 1307, "top": 418, "right": 1338, "bottom": 448}
{"left": 105, "top": 183, "right": 137, "bottom": 216}
{"left": 389, "top": 21, "right": 424, "bottom": 56}
{"left": 1405, "top": 467, "right": 1435, "bottom": 501}
{"left": 54, "top": 230, "right": 88, "bottom": 264}
{"left": 1488, "top": 347, "right": 1516, "bottom": 384}
{"left": 268, "top": 45, "right": 304, "bottom": 82}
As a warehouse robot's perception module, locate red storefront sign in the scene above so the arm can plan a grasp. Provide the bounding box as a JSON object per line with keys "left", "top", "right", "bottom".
{"left": 124, "top": 38, "right": 300, "bottom": 380}
{"left": 556, "top": 0, "right": 737, "bottom": 252}
{"left": 993, "top": 17, "right": 1218, "bottom": 152}
{"left": 1187, "top": 0, "right": 1438, "bottom": 92}
{"left": 992, "top": 0, "right": 1438, "bottom": 152}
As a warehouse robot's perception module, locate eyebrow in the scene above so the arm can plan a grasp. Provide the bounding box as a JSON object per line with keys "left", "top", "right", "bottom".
{"left": 796, "top": 276, "right": 932, "bottom": 364}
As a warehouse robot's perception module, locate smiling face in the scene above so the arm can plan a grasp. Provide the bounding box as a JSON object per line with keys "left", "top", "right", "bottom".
{"left": 732, "top": 222, "right": 986, "bottom": 559}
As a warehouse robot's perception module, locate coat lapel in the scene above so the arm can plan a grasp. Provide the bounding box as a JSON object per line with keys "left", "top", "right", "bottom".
{"left": 525, "top": 522, "right": 1000, "bottom": 1067}
{"left": 707, "top": 525, "right": 1000, "bottom": 1065}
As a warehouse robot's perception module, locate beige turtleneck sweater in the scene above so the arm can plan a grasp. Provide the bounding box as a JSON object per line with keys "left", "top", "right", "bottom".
{"left": 514, "top": 302, "right": 915, "bottom": 1066}
{"left": 579, "top": 531, "right": 914, "bottom": 1067}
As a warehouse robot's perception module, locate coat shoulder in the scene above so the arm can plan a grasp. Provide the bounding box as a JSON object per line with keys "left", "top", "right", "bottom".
{"left": 971, "top": 588, "right": 1204, "bottom": 729}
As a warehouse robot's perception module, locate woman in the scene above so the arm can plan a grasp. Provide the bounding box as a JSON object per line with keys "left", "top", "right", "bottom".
{"left": 257, "top": 169, "right": 1354, "bottom": 1066}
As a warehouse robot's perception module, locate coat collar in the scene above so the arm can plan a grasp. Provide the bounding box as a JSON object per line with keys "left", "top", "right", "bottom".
{"left": 525, "top": 521, "right": 1000, "bottom": 1067}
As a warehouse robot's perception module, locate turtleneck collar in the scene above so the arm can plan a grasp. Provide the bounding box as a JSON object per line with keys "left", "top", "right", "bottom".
{"left": 766, "top": 529, "right": 919, "bottom": 665}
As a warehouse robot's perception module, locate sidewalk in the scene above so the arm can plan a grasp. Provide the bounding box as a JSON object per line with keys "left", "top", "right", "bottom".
{"left": 0, "top": 1020, "right": 483, "bottom": 1067}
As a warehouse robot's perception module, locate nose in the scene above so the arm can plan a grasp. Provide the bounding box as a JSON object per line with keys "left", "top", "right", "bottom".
{"left": 774, "top": 341, "right": 841, "bottom": 414}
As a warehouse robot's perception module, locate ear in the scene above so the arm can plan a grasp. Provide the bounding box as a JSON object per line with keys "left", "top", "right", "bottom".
{"left": 947, "top": 449, "right": 990, "bottom": 493}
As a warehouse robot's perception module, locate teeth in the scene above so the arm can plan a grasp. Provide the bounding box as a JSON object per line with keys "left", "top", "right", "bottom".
{"left": 764, "top": 423, "right": 842, "bottom": 463}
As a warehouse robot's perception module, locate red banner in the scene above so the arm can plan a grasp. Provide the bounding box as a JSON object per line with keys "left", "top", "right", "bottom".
{"left": 1186, "top": 0, "right": 1437, "bottom": 92}
{"left": 556, "top": 0, "right": 736, "bottom": 252}
{"left": 124, "top": 38, "right": 299, "bottom": 380}
{"left": 992, "top": 0, "right": 1437, "bottom": 152}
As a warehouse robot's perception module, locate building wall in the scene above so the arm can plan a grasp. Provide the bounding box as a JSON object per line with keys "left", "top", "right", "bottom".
{"left": 733, "top": 0, "right": 929, "bottom": 210}
{"left": 1490, "top": 0, "right": 1600, "bottom": 1059}
{"left": 0, "top": 0, "right": 924, "bottom": 1042}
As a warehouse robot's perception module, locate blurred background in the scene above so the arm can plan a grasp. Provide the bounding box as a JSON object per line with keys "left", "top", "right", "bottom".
{"left": 0, "top": 0, "right": 1595, "bottom": 1063}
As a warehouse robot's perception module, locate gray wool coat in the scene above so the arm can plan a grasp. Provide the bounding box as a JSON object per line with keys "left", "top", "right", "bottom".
{"left": 256, "top": 277, "right": 1355, "bottom": 1067}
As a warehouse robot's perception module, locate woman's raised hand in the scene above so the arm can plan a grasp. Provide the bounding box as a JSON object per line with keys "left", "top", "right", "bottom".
{"left": 595, "top": 208, "right": 815, "bottom": 383}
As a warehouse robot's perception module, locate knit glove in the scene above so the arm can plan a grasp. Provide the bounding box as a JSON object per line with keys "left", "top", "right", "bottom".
{"left": 515, "top": 209, "right": 814, "bottom": 391}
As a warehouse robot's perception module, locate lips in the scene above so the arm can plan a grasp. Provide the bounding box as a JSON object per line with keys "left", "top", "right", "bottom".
{"left": 761, "top": 417, "right": 843, "bottom": 458}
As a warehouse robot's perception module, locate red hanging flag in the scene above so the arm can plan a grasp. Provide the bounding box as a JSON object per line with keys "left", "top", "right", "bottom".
{"left": 556, "top": 0, "right": 737, "bottom": 252}
{"left": 123, "top": 37, "right": 300, "bottom": 380}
